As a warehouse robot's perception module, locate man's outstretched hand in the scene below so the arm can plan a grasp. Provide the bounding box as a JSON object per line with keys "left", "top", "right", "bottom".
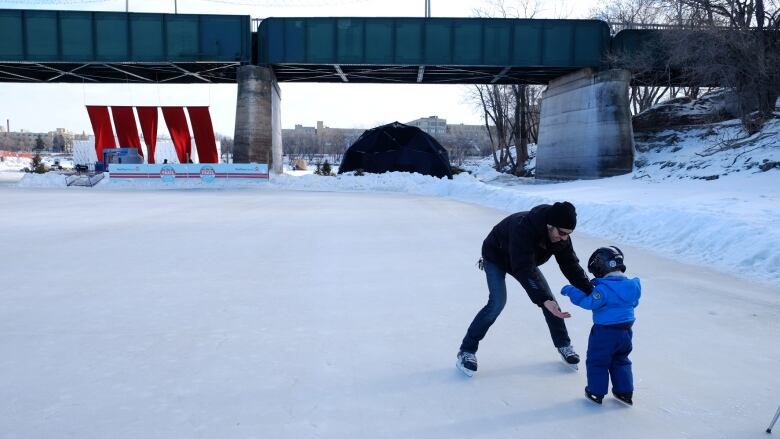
{"left": 543, "top": 300, "right": 571, "bottom": 318}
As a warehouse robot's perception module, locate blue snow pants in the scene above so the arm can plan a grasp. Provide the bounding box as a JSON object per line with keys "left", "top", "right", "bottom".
{"left": 586, "top": 323, "right": 634, "bottom": 397}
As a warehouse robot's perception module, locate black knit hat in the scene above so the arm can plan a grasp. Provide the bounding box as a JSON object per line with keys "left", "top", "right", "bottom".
{"left": 547, "top": 201, "right": 577, "bottom": 230}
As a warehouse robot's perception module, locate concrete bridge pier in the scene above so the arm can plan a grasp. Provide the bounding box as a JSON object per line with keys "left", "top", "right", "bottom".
{"left": 536, "top": 68, "right": 634, "bottom": 180}
{"left": 233, "top": 65, "right": 283, "bottom": 174}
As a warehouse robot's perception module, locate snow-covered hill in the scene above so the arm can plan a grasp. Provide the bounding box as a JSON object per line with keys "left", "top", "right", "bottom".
{"left": 632, "top": 92, "right": 780, "bottom": 181}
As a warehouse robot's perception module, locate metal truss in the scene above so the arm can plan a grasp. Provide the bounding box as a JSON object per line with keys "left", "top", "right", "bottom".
{"left": 0, "top": 61, "right": 597, "bottom": 85}
{"left": 270, "top": 64, "right": 582, "bottom": 85}
{"left": 0, "top": 62, "right": 242, "bottom": 84}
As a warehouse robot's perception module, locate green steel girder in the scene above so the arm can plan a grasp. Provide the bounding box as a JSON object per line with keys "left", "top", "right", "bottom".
{"left": 0, "top": 61, "right": 241, "bottom": 83}
{"left": 0, "top": 9, "right": 250, "bottom": 83}
{"left": 3, "top": 11, "right": 676, "bottom": 85}
{"left": 258, "top": 17, "right": 611, "bottom": 84}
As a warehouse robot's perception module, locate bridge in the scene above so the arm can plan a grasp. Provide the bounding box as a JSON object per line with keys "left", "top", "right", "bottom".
{"left": 0, "top": 9, "right": 667, "bottom": 179}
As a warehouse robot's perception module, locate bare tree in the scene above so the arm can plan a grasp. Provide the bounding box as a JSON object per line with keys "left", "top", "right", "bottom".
{"left": 591, "top": 0, "right": 677, "bottom": 113}
{"left": 52, "top": 133, "right": 66, "bottom": 152}
{"left": 659, "top": 0, "right": 780, "bottom": 132}
{"left": 283, "top": 130, "right": 317, "bottom": 162}
{"left": 470, "top": 84, "right": 517, "bottom": 172}
{"left": 216, "top": 133, "right": 233, "bottom": 163}
{"left": 469, "top": 0, "right": 546, "bottom": 175}
{"left": 590, "top": 0, "right": 665, "bottom": 27}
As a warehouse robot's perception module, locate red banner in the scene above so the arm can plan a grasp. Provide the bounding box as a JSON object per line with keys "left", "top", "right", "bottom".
{"left": 111, "top": 106, "right": 142, "bottom": 156}
{"left": 161, "top": 107, "right": 191, "bottom": 163}
{"left": 86, "top": 106, "right": 116, "bottom": 162}
{"left": 137, "top": 107, "right": 159, "bottom": 164}
{"left": 187, "top": 107, "right": 219, "bottom": 164}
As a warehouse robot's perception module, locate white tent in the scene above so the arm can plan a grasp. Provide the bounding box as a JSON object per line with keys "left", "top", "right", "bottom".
{"left": 72, "top": 139, "right": 98, "bottom": 166}
{"left": 153, "top": 140, "right": 179, "bottom": 164}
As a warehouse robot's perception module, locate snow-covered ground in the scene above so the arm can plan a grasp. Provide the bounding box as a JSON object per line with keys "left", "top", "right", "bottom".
{"left": 0, "top": 156, "right": 30, "bottom": 173}
{"left": 633, "top": 115, "right": 780, "bottom": 181}
{"left": 0, "top": 170, "right": 25, "bottom": 184}
{"left": 0, "top": 188, "right": 777, "bottom": 438}
{"left": 2, "top": 109, "right": 779, "bottom": 437}
{"left": 13, "top": 162, "right": 780, "bottom": 286}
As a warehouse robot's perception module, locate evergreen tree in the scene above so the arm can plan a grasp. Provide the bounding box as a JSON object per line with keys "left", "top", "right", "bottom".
{"left": 321, "top": 160, "right": 332, "bottom": 176}
{"left": 26, "top": 152, "right": 47, "bottom": 174}
{"left": 34, "top": 135, "right": 45, "bottom": 151}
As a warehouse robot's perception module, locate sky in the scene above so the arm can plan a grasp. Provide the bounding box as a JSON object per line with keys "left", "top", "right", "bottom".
{"left": 0, "top": 0, "right": 601, "bottom": 135}
{"left": 2, "top": 148, "right": 779, "bottom": 437}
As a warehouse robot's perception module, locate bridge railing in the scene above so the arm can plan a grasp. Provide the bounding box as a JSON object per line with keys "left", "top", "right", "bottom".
{"left": 607, "top": 21, "right": 738, "bottom": 34}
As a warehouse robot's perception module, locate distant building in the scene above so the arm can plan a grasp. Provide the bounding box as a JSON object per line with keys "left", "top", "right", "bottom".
{"left": 283, "top": 121, "right": 364, "bottom": 151}
{"left": 406, "top": 116, "right": 489, "bottom": 138}
{"left": 1, "top": 127, "right": 92, "bottom": 153}
{"left": 406, "top": 115, "right": 447, "bottom": 135}
{"left": 281, "top": 117, "right": 493, "bottom": 162}
{"left": 288, "top": 124, "right": 316, "bottom": 136}
{"left": 447, "top": 122, "right": 488, "bottom": 136}
{"left": 313, "top": 121, "right": 364, "bottom": 139}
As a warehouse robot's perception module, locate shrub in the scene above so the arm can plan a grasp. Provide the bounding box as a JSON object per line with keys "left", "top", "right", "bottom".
{"left": 450, "top": 165, "right": 469, "bottom": 176}
{"left": 315, "top": 160, "right": 335, "bottom": 176}
{"left": 23, "top": 152, "right": 47, "bottom": 174}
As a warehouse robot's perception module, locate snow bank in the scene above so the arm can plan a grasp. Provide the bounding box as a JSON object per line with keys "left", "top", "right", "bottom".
{"left": 102, "top": 177, "right": 267, "bottom": 189}
{"left": 634, "top": 114, "right": 780, "bottom": 181}
{"left": 9, "top": 165, "right": 780, "bottom": 285}
{"left": 270, "top": 170, "right": 780, "bottom": 286}
{"left": 7, "top": 118, "right": 780, "bottom": 286}
{"left": 15, "top": 172, "right": 68, "bottom": 188}
{"left": 0, "top": 156, "right": 30, "bottom": 172}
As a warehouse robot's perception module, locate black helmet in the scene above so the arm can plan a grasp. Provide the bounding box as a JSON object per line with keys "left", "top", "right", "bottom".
{"left": 587, "top": 246, "right": 626, "bottom": 278}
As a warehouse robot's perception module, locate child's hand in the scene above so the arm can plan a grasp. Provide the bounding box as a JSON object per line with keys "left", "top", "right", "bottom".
{"left": 543, "top": 300, "right": 571, "bottom": 318}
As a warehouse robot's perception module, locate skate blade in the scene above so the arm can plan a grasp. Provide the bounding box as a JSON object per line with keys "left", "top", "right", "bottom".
{"left": 613, "top": 397, "right": 633, "bottom": 407}
{"left": 456, "top": 360, "right": 475, "bottom": 377}
{"left": 585, "top": 396, "right": 603, "bottom": 405}
{"left": 562, "top": 361, "right": 578, "bottom": 371}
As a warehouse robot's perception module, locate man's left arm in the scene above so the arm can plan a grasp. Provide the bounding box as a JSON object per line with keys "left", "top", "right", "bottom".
{"left": 554, "top": 240, "right": 593, "bottom": 294}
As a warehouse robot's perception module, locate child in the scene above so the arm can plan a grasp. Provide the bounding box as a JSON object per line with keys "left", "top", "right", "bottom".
{"left": 561, "top": 246, "right": 641, "bottom": 405}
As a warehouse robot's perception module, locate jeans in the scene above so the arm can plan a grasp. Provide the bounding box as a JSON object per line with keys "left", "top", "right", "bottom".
{"left": 585, "top": 324, "right": 634, "bottom": 396}
{"left": 460, "top": 258, "right": 571, "bottom": 353}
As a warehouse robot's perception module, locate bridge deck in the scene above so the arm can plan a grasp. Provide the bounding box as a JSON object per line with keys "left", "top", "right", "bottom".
{"left": 0, "top": 9, "right": 250, "bottom": 83}
{"left": 258, "top": 17, "right": 609, "bottom": 84}
{"left": 0, "top": 11, "right": 677, "bottom": 85}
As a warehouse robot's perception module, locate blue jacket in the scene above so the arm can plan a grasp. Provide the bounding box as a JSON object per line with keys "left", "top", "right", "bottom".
{"left": 561, "top": 274, "right": 641, "bottom": 325}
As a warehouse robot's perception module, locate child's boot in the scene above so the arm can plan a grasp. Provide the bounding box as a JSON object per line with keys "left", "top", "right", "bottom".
{"left": 612, "top": 390, "right": 633, "bottom": 406}
{"left": 585, "top": 387, "right": 603, "bottom": 404}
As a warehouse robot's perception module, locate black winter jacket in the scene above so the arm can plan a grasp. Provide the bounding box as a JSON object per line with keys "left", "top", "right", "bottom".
{"left": 481, "top": 205, "right": 592, "bottom": 306}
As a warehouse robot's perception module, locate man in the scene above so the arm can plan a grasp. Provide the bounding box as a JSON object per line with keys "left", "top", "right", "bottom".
{"left": 457, "top": 201, "right": 592, "bottom": 376}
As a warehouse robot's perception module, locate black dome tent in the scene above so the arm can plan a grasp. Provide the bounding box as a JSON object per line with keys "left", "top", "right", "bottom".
{"left": 338, "top": 122, "right": 452, "bottom": 179}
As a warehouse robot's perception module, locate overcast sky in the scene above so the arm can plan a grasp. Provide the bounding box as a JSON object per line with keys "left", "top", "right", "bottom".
{"left": 0, "top": 0, "right": 600, "bottom": 135}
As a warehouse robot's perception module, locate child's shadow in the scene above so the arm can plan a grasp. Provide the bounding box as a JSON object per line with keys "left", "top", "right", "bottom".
{"left": 404, "top": 398, "right": 622, "bottom": 438}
